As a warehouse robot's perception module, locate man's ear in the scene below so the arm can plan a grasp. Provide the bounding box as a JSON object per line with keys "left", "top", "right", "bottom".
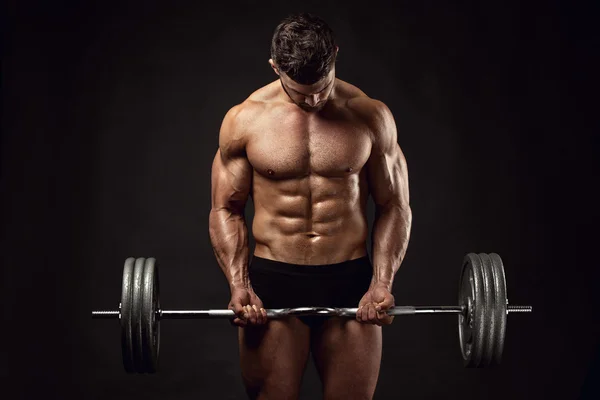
{"left": 268, "top": 59, "right": 280, "bottom": 76}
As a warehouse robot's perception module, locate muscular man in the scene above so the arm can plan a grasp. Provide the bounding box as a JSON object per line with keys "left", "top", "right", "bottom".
{"left": 209, "top": 13, "right": 411, "bottom": 400}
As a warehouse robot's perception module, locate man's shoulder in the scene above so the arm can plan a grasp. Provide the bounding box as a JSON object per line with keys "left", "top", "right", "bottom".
{"left": 223, "top": 81, "right": 280, "bottom": 127}
{"left": 339, "top": 81, "right": 390, "bottom": 122}
{"left": 340, "top": 81, "right": 394, "bottom": 143}
{"left": 219, "top": 82, "right": 280, "bottom": 155}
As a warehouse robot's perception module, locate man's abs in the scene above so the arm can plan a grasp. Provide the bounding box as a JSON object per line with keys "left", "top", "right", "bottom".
{"left": 251, "top": 170, "right": 370, "bottom": 265}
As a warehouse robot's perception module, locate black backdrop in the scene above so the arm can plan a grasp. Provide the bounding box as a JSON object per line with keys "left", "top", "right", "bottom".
{"left": 2, "top": 1, "right": 598, "bottom": 399}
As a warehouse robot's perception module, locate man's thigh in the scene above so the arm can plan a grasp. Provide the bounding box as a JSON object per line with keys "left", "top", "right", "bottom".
{"left": 239, "top": 317, "right": 311, "bottom": 400}
{"left": 311, "top": 317, "right": 382, "bottom": 400}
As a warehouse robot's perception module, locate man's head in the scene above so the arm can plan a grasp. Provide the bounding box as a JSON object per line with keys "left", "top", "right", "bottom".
{"left": 269, "top": 13, "right": 338, "bottom": 112}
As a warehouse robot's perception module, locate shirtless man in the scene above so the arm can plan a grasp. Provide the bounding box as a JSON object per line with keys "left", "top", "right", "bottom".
{"left": 209, "top": 13, "right": 412, "bottom": 400}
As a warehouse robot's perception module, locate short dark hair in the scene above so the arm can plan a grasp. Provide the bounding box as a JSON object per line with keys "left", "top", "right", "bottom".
{"left": 270, "top": 13, "right": 337, "bottom": 85}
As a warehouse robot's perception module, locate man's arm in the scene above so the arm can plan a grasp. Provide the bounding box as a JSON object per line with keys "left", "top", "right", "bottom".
{"left": 209, "top": 105, "right": 253, "bottom": 291}
{"left": 365, "top": 100, "right": 412, "bottom": 292}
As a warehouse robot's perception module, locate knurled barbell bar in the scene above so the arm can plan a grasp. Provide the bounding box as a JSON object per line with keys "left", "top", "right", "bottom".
{"left": 92, "top": 253, "right": 532, "bottom": 373}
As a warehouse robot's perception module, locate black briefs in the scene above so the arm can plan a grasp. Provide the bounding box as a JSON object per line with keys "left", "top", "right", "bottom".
{"left": 248, "top": 254, "right": 373, "bottom": 329}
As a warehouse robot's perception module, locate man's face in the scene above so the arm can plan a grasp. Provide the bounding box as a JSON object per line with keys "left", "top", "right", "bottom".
{"left": 277, "top": 67, "right": 336, "bottom": 112}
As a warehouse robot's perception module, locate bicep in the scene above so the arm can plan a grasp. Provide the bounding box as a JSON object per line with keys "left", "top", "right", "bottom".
{"left": 365, "top": 102, "right": 409, "bottom": 209}
{"left": 211, "top": 149, "right": 253, "bottom": 213}
{"left": 367, "top": 143, "right": 409, "bottom": 209}
{"left": 211, "top": 105, "right": 252, "bottom": 213}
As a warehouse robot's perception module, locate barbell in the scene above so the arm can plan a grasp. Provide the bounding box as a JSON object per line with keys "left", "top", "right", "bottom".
{"left": 92, "top": 252, "right": 532, "bottom": 373}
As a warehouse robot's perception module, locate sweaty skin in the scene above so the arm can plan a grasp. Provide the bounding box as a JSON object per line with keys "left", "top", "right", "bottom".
{"left": 209, "top": 68, "right": 412, "bottom": 399}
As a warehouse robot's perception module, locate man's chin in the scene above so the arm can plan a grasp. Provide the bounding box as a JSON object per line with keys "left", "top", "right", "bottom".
{"left": 299, "top": 103, "right": 324, "bottom": 112}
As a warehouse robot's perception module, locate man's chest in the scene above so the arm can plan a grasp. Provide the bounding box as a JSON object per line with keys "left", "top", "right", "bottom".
{"left": 246, "top": 114, "right": 372, "bottom": 180}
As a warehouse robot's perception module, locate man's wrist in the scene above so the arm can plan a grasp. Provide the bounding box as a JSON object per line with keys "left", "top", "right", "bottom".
{"left": 370, "top": 278, "right": 392, "bottom": 292}
{"left": 229, "top": 280, "right": 249, "bottom": 291}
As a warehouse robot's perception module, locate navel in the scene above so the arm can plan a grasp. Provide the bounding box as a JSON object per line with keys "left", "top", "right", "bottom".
{"left": 267, "top": 168, "right": 275, "bottom": 176}
{"left": 346, "top": 166, "right": 353, "bottom": 173}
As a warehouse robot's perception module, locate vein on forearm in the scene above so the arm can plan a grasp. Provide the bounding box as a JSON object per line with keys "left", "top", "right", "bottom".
{"left": 371, "top": 201, "right": 412, "bottom": 290}
{"left": 209, "top": 207, "right": 249, "bottom": 289}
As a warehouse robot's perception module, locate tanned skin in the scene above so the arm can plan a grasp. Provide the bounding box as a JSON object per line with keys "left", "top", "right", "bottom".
{"left": 209, "top": 50, "right": 412, "bottom": 400}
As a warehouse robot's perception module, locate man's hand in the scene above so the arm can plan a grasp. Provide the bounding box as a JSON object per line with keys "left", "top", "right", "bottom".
{"left": 356, "top": 283, "right": 395, "bottom": 325}
{"left": 228, "top": 286, "right": 268, "bottom": 327}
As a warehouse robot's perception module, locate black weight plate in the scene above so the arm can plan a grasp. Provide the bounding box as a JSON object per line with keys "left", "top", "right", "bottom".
{"left": 458, "top": 253, "right": 485, "bottom": 367}
{"left": 490, "top": 253, "right": 507, "bottom": 365}
{"left": 141, "top": 258, "right": 160, "bottom": 373}
{"left": 458, "top": 257, "right": 473, "bottom": 366}
{"left": 131, "top": 257, "right": 146, "bottom": 373}
{"left": 478, "top": 253, "right": 496, "bottom": 367}
{"left": 120, "top": 258, "right": 135, "bottom": 373}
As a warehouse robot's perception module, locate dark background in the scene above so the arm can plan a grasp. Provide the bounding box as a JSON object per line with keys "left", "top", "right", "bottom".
{"left": 2, "top": 1, "right": 598, "bottom": 399}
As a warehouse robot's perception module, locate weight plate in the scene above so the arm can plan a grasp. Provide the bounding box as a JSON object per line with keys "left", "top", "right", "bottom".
{"left": 131, "top": 258, "right": 146, "bottom": 373}
{"left": 459, "top": 255, "right": 473, "bottom": 365}
{"left": 478, "top": 253, "right": 496, "bottom": 367}
{"left": 120, "top": 258, "right": 135, "bottom": 373}
{"left": 458, "top": 258, "right": 473, "bottom": 366}
{"left": 141, "top": 258, "right": 160, "bottom": 373}
{"left": 490, "top": 253, "right": 507, "bottom": 365}
{"left": 458, "top": 253, "right": 485, "bottom": 367}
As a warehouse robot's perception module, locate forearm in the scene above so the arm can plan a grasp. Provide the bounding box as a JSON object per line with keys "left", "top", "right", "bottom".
{"left": 370, "top": 204, "right": 412, "bottom": 291}
{"left": 209, "top": 207, "right": 250, "bottom": 291}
